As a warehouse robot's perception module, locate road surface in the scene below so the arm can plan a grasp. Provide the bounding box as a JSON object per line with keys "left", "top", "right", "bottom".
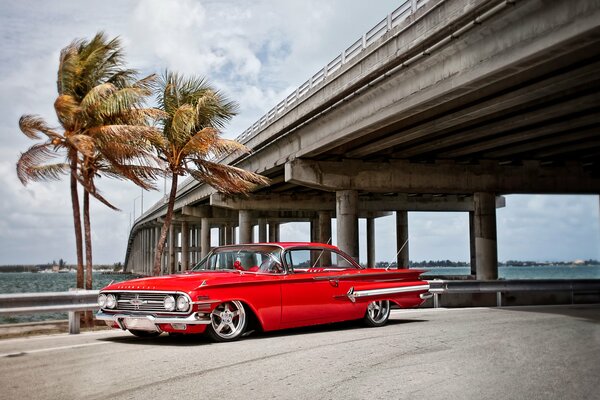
{"left": 1, "top": 305, "right": 598, "bottom": 399}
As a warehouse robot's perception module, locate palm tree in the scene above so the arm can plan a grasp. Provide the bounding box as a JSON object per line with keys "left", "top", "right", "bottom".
{"left": 152, "top": 71, "right": 269, "bottom": 275}
{"left": 17, "top": 32, "right": 161, "bottom": 290}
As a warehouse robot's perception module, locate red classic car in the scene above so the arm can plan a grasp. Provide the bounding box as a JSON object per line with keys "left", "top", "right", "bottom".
{"left": 96, "top": 242, "right": 431, "bottom": 341}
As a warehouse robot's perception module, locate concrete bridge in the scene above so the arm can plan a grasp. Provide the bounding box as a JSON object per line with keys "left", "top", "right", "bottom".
{"left": 125, "top": 0, "right": 600, "bottom": 277}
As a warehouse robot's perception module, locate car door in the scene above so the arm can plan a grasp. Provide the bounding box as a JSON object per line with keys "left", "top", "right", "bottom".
{"left": 279, "top": 247, "right": 361, "bottom": 328}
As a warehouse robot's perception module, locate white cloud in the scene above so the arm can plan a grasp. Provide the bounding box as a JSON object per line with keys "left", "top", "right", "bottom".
{"left": 1, "top": 0, "right": 598, "bottom": 266}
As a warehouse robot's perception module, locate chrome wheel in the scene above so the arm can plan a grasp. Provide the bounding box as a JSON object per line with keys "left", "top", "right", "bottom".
{"left": 207, "top": 301, "right": 247, "bottom": 341}
{"left": 363, "top": 300, "right": 391, "bottom": 327}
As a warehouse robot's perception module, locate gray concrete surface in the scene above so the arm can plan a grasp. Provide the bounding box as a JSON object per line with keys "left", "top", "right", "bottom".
{"left": 0, "top": 305, "right": 598, "bottom": 400}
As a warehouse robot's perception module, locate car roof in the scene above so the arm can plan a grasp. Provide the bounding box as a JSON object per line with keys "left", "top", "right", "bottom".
{"left": 259, "top": 242, "right": 338, "bottom": 249}
{"left": 215, "top": 242, "right": 339, "bottom": 250}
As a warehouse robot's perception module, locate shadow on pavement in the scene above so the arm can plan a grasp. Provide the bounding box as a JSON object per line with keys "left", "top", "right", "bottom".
{"left": 98, "top": 318, "right": 427, "bottom": 346}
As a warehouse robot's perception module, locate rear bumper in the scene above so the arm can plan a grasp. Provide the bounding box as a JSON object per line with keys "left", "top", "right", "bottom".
{"left": 96, "top": 311, "right": 211, "bottom": 331}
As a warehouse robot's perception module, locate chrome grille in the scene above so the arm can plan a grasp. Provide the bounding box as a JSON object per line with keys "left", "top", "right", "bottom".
{"left": 108, "top": 291, "right": 188, "bottom": 314}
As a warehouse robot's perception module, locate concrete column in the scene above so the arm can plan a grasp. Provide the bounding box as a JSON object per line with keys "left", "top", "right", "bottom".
{"left": 367, "top": 217, "right": 375, "bottom": 268}
{"left": 473, "top": 192, "right": 498, "bottom": 280}
{"left": 239, "top": 210, "right": 253, "bottom": 244}
{"left": 168, "top": 224, "right": 176, "bottom": 274}
{"left": 469, "top": 211, "right": 477, "bottom": 276}
{"left": 224, "top": 223, "right": 233, "bottom": 245}
{"left": 318, "top": 211, "right": 332, "bottom": 265}
{"left": 258, "top": 218, "right": 267, "bottom": 243}
{"left": 219, "top": 225, "right": 226, "bottom": 246}
{"left": 181, "top": 221, "right": 189, "bottom": 271}
{"left": 189, "top": 225, "right": 196, "bottom": 264}
{"left": 269, "top": 222, "right": 280, "bottom": 242}
{"left": 396, "top": 211, "right": 409, "bottom": 268}
{"left": 201, "top": 218, "right": 211, "bottom": 259}
{"left": 336, "top": 190, "right": 359, "bottom": 261}
{"left": 318, "top": 211, "right": 332, "bottom": 244}
{"left": 310, "top": 218, "right": 319, "bottom": 243}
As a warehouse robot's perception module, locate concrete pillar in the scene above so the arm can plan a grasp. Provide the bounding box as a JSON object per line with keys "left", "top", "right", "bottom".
{"left": 367, "top": 217, "right": 375, "bottom": 268}
{"left": 318, "top": 211, "right": 332, "bottom": 265}
{"left": 310, "top": 218, "right": 318, "bottom": 243}
{"left": 469, "top": 211, "right": 477, "bottom": 276}
{"left": 239, "top": 210, "right": 253, "bottom": 244}
{"left": 473, "top": 192, "right": 498, "bottom": 280}
{"left": 168, "top": 224, "right": 176, "bottom": 274}
{"left": 224, "top": 223, "right": 233, "bottom": 245}
{"left": 336, "top": 190, "right": 359, "bottom": 261}
{"left": 269, "top": 222, "right": 280, "bottom": 242}
{"left": 258, "top": 218, "right": 267, "bottom": 243}
{"left": 396, "top": 211, "right": 409, "bottom": 268}
{"left": 219, "top": 225, "right": 226, "bottom": 246}
{"left": 318, "top": 211, "right": 332, "bottom": 244}
{"left": 181, "top": 221, "right": 189, "bottom": 271}
{"left": 201, "top": 218, "right": 211, "bottom": 258}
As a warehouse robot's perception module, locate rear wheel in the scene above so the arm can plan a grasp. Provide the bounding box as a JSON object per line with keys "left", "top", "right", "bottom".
{"left": 363, "top": 300, "right": 391, "bottom": 327}
{"left": 129, "top": 329, "right": 161, "bottom": 338}
{"left": 206, "top": 301, "right": 247, "bottom": 342}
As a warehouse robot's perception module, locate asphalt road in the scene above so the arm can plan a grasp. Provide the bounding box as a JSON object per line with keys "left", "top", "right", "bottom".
{"left": 0, "top": 305, "right": 598, "bottom": 400}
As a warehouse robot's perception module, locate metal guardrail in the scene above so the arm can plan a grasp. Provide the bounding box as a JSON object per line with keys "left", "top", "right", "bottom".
{"left": 427, "top": 279, "right": 600, "bottom": 308}
{"left": 2, "top": 279, "right": 600, "bottom": 335}
{"left": 0, "top": 290, "right": 99, "bottom": 334}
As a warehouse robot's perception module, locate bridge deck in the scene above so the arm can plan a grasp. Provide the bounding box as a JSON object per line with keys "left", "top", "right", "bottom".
{"left": 1, "top": 304, "right": 598, "bottom": 399}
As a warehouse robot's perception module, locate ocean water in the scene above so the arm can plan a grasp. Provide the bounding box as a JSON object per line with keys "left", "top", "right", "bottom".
{"left": 0, "top": 272, "right": 136, "bottom": 324}
{"left": 1, "top": 266, "right": 598, "bottom": 324}
{"left": 421, "top": 265, "right": 600, "bottom": 279}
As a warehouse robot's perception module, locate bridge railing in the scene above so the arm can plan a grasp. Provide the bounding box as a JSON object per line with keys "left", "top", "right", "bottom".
{"left": 0, "top": 290, "right": 99, "bottom": 334}
{"left": 427, "top": 279, "right": 600, "bottom": 308}
{"left": 235, "top": 0, "right": 428, "bottom": 145}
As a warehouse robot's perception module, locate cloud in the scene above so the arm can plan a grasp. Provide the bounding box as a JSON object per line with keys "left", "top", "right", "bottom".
{"left": 1, "top": 0, "right": 598, "bottom": 266}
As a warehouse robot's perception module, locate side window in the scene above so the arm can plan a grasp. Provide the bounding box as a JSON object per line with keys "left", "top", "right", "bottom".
{"left": 286, "top": 249, "right": 357, "bottom": 273}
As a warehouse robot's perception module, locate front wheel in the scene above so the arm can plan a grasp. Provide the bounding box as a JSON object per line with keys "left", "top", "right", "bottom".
{"left": 206, "top": 301, "right": 247, "bottom": 342}
{"left": 363, "top": 300, "right": 391, "bottom": 327}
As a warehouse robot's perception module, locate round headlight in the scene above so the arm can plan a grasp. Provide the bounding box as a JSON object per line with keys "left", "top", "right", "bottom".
{"left": 98, "top": 294, "right": 107, "bottom": 308}
{"left": 163, "top": 295, "right": 176, "bottom": 311}
{"left": 106, "top": 294, "right": 117, "bottom": 309}
{"left": 176, "top": 296, "right": 190, "bottom": 312}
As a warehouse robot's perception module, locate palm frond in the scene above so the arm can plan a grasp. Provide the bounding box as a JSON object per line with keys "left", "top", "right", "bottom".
{"left": 54, "top": 95, "right": 81, "bottom": 129}
{"left": 75, "top": 172, "right": 119, "bottom": 211}
{"left": 189, "top": 159, "right": 269, "bottom": 194}
{"left": 67, "top": 134, "right": 96, "bottom": 157}
{"left": 18, "top": 115, "right": 60, "bottom": 140}
{"left": 169, "top": 104, "right": 197, "bottom": 145}
{"left": 16, "top": 143, "right": 65, "bottom": 184}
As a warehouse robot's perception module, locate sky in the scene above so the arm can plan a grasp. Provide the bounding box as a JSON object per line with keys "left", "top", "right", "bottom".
{"left": 0, "top": 0, "right": 598, "bottom": 265}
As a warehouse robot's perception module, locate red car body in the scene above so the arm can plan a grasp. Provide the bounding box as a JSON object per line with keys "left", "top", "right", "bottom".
{"left": 96, "top": 243, "right": 431, "bottom": 341}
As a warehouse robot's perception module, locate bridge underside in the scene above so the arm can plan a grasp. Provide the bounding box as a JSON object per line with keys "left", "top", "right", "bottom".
{"left": 126, "top": 0, "right": 600, "bottom": 279}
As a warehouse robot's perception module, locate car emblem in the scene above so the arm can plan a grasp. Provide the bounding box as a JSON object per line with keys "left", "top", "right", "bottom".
{"left": 129, "top": 295, "right": 145, "bottom": 310}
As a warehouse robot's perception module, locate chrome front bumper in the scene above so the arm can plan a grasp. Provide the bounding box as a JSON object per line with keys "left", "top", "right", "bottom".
{"left": 96, "top": 311, "right": 211, "bottom": 331}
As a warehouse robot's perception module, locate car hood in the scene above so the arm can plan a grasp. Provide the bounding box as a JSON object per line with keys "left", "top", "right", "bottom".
{"left": 101, "top": 271, "right": 272, "bottom": 293}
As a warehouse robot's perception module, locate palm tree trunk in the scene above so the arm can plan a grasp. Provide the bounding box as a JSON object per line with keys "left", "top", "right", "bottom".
{"left": 83, "top": 188, "right": 94, "bottom": 328}
{"left": 70, "top": 155, "right": 84, "bottom": 289}
{"left": 153, "top": 172, "right": 178, "bottom": 276}
{"left": 83, "top": 189, "right": 93, "bottom": 290}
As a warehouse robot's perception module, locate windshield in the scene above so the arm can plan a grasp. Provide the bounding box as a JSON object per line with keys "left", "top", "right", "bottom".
{"left": 192, "top": 245, "right": 283, "bottom": 274}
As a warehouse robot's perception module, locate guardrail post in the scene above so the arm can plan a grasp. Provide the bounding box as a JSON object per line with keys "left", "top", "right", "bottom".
{"left": 496, "top": 291, "right": 502, "bottom": 307}
{"left": 68, "top": 288, "right": 80, "bottom": 334}
{"left": 433, "top": 293, "right": 439, "bottom": 308}
{"left": 68, "top": 311, "right": 80, "bottom": 334}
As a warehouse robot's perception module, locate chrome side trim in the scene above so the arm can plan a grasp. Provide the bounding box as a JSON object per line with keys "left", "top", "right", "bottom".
{"left": 96, "top": 311, "right": 211, "bottom": 329}
{"left": 347, "top": 284, "right": 430, "bottom": 303}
